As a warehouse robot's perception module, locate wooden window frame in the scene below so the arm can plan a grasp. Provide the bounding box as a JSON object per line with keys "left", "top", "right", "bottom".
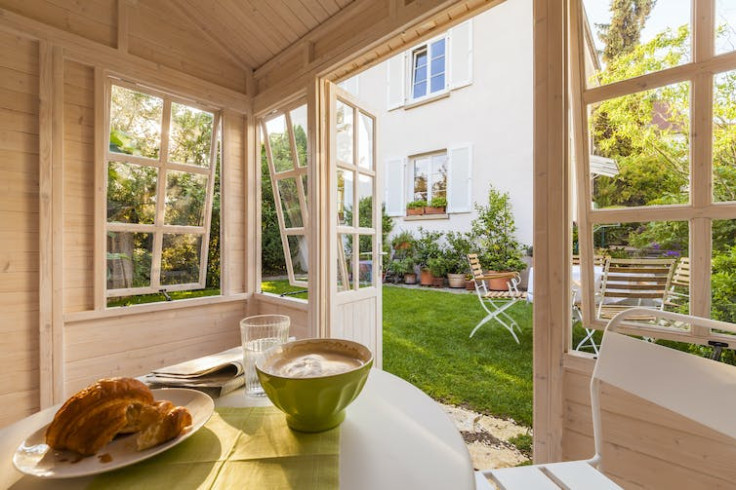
{"left": 260, "top": 100, "right": 310, "bottom": 289}
{"left": 104, "top": 78, "right": 221, "bottom": 299}
{"left": 570, "top": 0, "right": 736, "bottom": 343}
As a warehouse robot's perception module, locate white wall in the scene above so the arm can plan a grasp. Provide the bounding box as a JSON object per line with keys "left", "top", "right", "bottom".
{"left": 343, "top": 0, "right": 533, "bottom": 247}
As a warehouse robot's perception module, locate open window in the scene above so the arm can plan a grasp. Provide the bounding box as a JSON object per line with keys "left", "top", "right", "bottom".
{"left": 105, "top": 81, "right": 220, "bottom": 305}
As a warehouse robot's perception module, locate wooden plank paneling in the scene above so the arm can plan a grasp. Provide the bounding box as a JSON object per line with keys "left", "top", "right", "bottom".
{"left": 253, "top": 294, "right": 309, "bottom": 340}
{"left": 0, "top": 30, "right": 40, "bottom": 425}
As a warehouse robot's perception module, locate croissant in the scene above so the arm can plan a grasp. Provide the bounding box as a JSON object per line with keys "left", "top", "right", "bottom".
{"left": 45, "top": 378, "right": 154, "bottom": 456}
{"left": 136, "top": 405, "right": 192, "bottom": 451}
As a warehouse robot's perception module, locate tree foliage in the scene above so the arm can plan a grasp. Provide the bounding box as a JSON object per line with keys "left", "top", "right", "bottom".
{"left": 596, "top": 0, "right": 656, "bottom": 64}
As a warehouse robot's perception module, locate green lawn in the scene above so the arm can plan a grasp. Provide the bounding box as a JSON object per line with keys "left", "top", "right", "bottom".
{"left": 383, "top": 285, "right": 534, "bottom": 427}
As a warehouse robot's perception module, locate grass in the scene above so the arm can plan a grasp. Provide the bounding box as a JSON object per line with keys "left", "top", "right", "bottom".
{"left": 383, "top": 285, "right": 534, "bottom": 427}
{"left": 260, "top": 279, "right": 309, "bottom": 300}
{"left": 107, "top": 287, "right": 220, "bottom": 307}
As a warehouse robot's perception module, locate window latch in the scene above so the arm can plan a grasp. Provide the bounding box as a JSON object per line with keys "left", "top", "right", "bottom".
{"left": 159, "top": 289, "right": 172, "bottom": 302}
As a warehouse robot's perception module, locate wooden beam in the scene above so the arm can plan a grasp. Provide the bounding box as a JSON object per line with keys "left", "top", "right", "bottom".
{"left": 0, "top": 7, "right": 250, "bottom": 112}
{"left": 93, "top": 68, "right": 106, "bottom": 311}
{"left": 117, "top": 0, "right": 129, "bottom": 53}
{"left": 532, "top": 0, "right": 568, "bottom": 464}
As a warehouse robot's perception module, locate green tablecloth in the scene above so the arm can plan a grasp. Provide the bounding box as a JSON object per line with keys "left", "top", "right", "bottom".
{"left": 89, "top": 407, "right": 339, "bottom": 490}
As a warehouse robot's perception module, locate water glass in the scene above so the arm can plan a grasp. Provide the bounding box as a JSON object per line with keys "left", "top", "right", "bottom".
{"left": 240, "top": 315, "right": 290, "bottom": 396}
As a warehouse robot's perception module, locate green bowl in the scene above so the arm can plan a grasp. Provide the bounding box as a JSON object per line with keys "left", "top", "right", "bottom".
{"left": 256, "top": 338, "right": 373, "bottom": 432}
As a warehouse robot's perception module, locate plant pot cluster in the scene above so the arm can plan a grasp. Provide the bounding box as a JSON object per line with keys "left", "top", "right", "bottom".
{"left": 405, "top": 197, "right": 447, "bottom": 217}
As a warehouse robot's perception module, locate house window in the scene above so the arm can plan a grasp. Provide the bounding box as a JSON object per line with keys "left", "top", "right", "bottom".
{"left": 410, "top": 38, "right": 447, "bottom": 100}
{"left": 106, "top": 82, "right": 220, "bottom": 304}
{"left": 412, "top": 152, "right": 447, "bottom": 202}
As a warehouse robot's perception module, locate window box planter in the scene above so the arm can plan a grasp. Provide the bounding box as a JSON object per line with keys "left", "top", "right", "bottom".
{"left": 407, "top": 207, "right": 425, "bottom": 216}
{"left": 424, "top": 206, "right": 446, "bottom": 214}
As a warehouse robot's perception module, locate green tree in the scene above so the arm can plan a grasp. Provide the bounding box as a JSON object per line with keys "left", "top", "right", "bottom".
{"left": 597, "top": 0, "right": 656, "bottom": 63}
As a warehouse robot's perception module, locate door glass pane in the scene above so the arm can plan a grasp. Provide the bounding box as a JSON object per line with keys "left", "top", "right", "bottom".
{"left": 359, "top": 234, "right": 374, "bottom": 288}
{"left": 168, "top": 103, "right": 214, "bottom": 167}
{"left": 582, "top": 0, "right": 691, "bottom": 88}
{"left": 713, "top": 70, "right": 736, "bottom": 202}
{"left": 712, "top": 219, "right": 736, "bottom": 322}
{"left": 277, "top": 177, "right": 303, "bottom": 228}
{"left": 290, "top": 105, "right": 309, "bottom": 168}
{"left": 589, "top": 82, "right": 690, "bottom": 209}
{"left": 358, "top": 174, "right": 373, "bottom": 227}
{"left": 265, "top": 115, "right": 294, "bottom": 173}
{"left": 336, "top": 101, "right": 354, "bottom": 165}
{"left": 107, "top": 232, "right": 153, "bottom": 289}
{"left": 337, "top": 233, "right": 354, "bottom": 291}
{"left": 109, "top": 85, "right": 163, "bottom": 159}
{"left": 107, "top": 161, "right": 157, "bottom": 224}
{"left": 287, "top": 235, "right": 309, "bottom": 283}
{"left": 337, "top": 169, "right": 354, "bottom": 226}
{"left": 164, "top": 170, "right": 207, "bottom": 226}
{"left": 716, "top": 0, "right": 736, "bottom": 55}
{"left": 161, "top": 233, "right": 202, "bottom": 285}
{"left": 358, "top": 112, "right": 374, "bottom": 169}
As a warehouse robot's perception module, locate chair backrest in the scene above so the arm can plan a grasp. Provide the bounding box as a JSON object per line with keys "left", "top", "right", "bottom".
{"left": 671, "top": 256, "right": 690, "bottom": 289}
{"left": 590, "top": 308, "right": 736, "bottom": 467}
{"left": 573, "top": 254, "right": 608, "bottom": 267}
{"left": 467, "top": 254, "right": 489, "bottom": 297}
{"left": 598, "top": 257, "right": 675, "bottom": 305}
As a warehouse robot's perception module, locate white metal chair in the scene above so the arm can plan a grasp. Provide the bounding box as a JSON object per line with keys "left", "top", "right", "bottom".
{"left": 467, "top": 254, "right": 526, "bottom": 343}
{"left": 476, "top": 308, "right": 736, "bottom": 489}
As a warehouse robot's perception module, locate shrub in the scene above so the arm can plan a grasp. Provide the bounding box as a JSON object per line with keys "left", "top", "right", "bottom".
{"left": 472, "top": 184, "right": 525, "bottom": 272}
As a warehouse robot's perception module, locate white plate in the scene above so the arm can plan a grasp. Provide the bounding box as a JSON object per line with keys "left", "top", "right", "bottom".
{"left": 12, "top": 388, "right": 214, "bottom": 479}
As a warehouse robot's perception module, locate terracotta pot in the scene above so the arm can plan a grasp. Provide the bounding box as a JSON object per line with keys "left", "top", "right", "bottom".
{"left": 419, "top": 269, "right": 434, "bottom": 286}
{"left": 487, "top": 271, "right": 511, "bottom": 291}
{"left": 448, "top": 273, "right": 466, "bottom": 288}
{"left": 465, "top": 280, "right": 476, "bottom": 291}
{"left": 407, "top": 207, "right": 424, "bottom": 216}
{"left": 432, "top": 276, "right": 445, "bottom": 288}
{"left": 424, "top": 206, "right": 445, "bottom": 214}
{"left": 404, "top": 273, "right": 417, "bottom": 284}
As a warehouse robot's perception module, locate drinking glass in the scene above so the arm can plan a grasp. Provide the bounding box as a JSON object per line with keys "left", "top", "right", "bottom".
{"left": 240, "top": 315, "right": 290, "bottom": 396}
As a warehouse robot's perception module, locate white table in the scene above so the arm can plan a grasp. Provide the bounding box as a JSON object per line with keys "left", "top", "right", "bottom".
{"left": 526, "top": 265, "right": 603, "bottom": 303}
{"left": 0, "top": 369, "right": 475, "bottom": 490}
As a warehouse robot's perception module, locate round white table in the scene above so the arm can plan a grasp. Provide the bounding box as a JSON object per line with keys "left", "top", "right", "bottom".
{"left": 0, "top": 369, "right": 475, "bottom": 490}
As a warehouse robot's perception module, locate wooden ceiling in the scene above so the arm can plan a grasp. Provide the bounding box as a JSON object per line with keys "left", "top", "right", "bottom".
{"left": 173, "top": 0, "right": 355, "bottom": 70}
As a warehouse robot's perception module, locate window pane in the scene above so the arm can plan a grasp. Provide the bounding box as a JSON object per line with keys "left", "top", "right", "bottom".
{"left": 358, "top": 234, "right": 374, "bottom": 288}
{"left": 336, "top": 101, "right": 354, "bottom": 165}
{"left": 431, "top": 154, "right": 448, "bottom": 200}
{"left": 589, "top": 82, "right": 690, "bottom": 209}
{"left": 413, "top": 158, "right": 429, "bottom": 201}
{"left": 716, "top": 0, "right": 736, "bottom": 55}
{"left": 277, "top": 177, "right": 303, "bottom": 228}
{"left": 358, "top": 174, "right": 373, "bottom": 227}
{"left": 290, "top": 105, "right": 309, "bottom": 168}
{"left": 593, "top": 221, "right": 688, "bottom": 258}
{"left": 161, "top": 233, "right": 202, "bottom": 285}
{"left": 431, "top": 38, "right": 445, "bottom": 58}
{"left": 168, "top": 103, "right": 214, "bottom": 167}
{"left": 582, "top": 0, "right": 691, "bottom": 88}
{"left": 712, "top": 219, "right": 736, "bottom": 322}
{"left": 302, "top": 174, "right": 308, "bottom": 201}
{"left": 337, "top": 233, "right": 354, "bottom": 291}
{"left": 287, "top": 235, "right": 309, "bottom": 283}
{"left": 337, "top": 169, "right": 354, "bottom": 226}
{"left": 109, "top": 85, "right": 163, "bottom": 159}
{"left": 412, "top": 81, "right": 427, "bottom": 99}
{"left": 107, "top": 232, "right": 152, "bottom": 289}
{"left": 265, "top": 115, "right": 294, "bottom": 173}
{"left": 107, "top": 161, "right": 157, "bottom": 224}
{"left": 713, "top": 70, "right": 736, "bottom": 202}
{"left": 430, "top": 73, "right": 445, "bottom": 93}
{"left": 165, "top": 170, "right": 207, "bottom": 226}
{"left": 358, "top": 112, "right": 374, "bottom": 169}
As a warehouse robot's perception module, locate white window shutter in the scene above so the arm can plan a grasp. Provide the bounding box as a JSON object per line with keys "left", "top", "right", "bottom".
{"left": 386, "top": 53, "right": 405, "bottom": 110}
{"left": 449, "top": 20, "right": 473, "bottom": 89}
{"left": 447, "top": 145, "right": 472, "bottom": 213}
{"left": 385, "top": 158, "right": 405, "bottom": 216}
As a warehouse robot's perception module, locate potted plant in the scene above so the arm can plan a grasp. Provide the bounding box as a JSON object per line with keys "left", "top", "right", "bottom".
{"left": 406, "top": 200, "right": 426, "bottom": 216}
{"left": 465, "top": 273, "right": 476, "bottom": 291}
{"left": 444, "top": 231, "right": 473, "bottom": 288}
{"left": 388, "top": 257, "right": 416, "bottom": 284}
{"left": 425, "top": 196, "right": 447, "bottom": 214}
{"left": 472, "top": 184, "right": 525, "bottom": 290}
{"left": 414, "top": 228, "right": 444, "bottom": 286}
{"left": 427, "top": 257, "right": 448, "bottom": 287}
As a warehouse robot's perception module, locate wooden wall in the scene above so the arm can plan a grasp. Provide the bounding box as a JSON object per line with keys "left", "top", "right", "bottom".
{"left": 0, "top": 1, "right": 252, "bottom": 428}
{"left": 562, "top": 355, "right": 736, "bottom": 489}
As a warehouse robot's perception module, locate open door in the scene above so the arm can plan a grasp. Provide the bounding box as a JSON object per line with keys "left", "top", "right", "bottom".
{"left": 326, "top": 82, "right": 382, "bottom": 368}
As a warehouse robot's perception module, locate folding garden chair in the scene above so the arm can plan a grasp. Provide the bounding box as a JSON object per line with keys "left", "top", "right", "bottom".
{"left": 467, "top": 254, "right": 526, "bottom": 343}
{"left": 476, "top": 308, "right": 736, "bottom": 489}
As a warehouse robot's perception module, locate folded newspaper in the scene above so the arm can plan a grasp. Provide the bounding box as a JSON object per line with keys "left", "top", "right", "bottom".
{"left": 144, "top": 346, "right": 245, "bottom": 397}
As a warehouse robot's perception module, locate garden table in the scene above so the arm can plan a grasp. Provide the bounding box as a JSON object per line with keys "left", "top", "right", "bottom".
{"left": 0, "top": 369, "right": 475, "bottom": 490}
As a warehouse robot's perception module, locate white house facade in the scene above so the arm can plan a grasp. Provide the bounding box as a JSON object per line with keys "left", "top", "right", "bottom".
{"left": 341, "top": 0, "right": 534, "bottom": 247}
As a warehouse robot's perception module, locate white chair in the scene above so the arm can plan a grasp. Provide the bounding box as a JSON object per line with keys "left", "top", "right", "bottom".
{"left": 467, "top": 254, "right": 526, "bottom": 343}
{"left": 476, "top": 308, "right": 736, "bottom": 489}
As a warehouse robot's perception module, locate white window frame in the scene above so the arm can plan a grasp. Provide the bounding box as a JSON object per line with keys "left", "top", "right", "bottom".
{"left": 409, "top": 151, "right": 448, "bottom": 205}
{"left": 104, "top": 79, "right": 221, "bottom": 299}
{"left": 570, "top": 0, "right": 736, "bottom": 344}
{"left": 408, "top": 34, "right": 448, "bottom": 103}
{"left": 260, "top": 102, "right": 310, "bottom": 289}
